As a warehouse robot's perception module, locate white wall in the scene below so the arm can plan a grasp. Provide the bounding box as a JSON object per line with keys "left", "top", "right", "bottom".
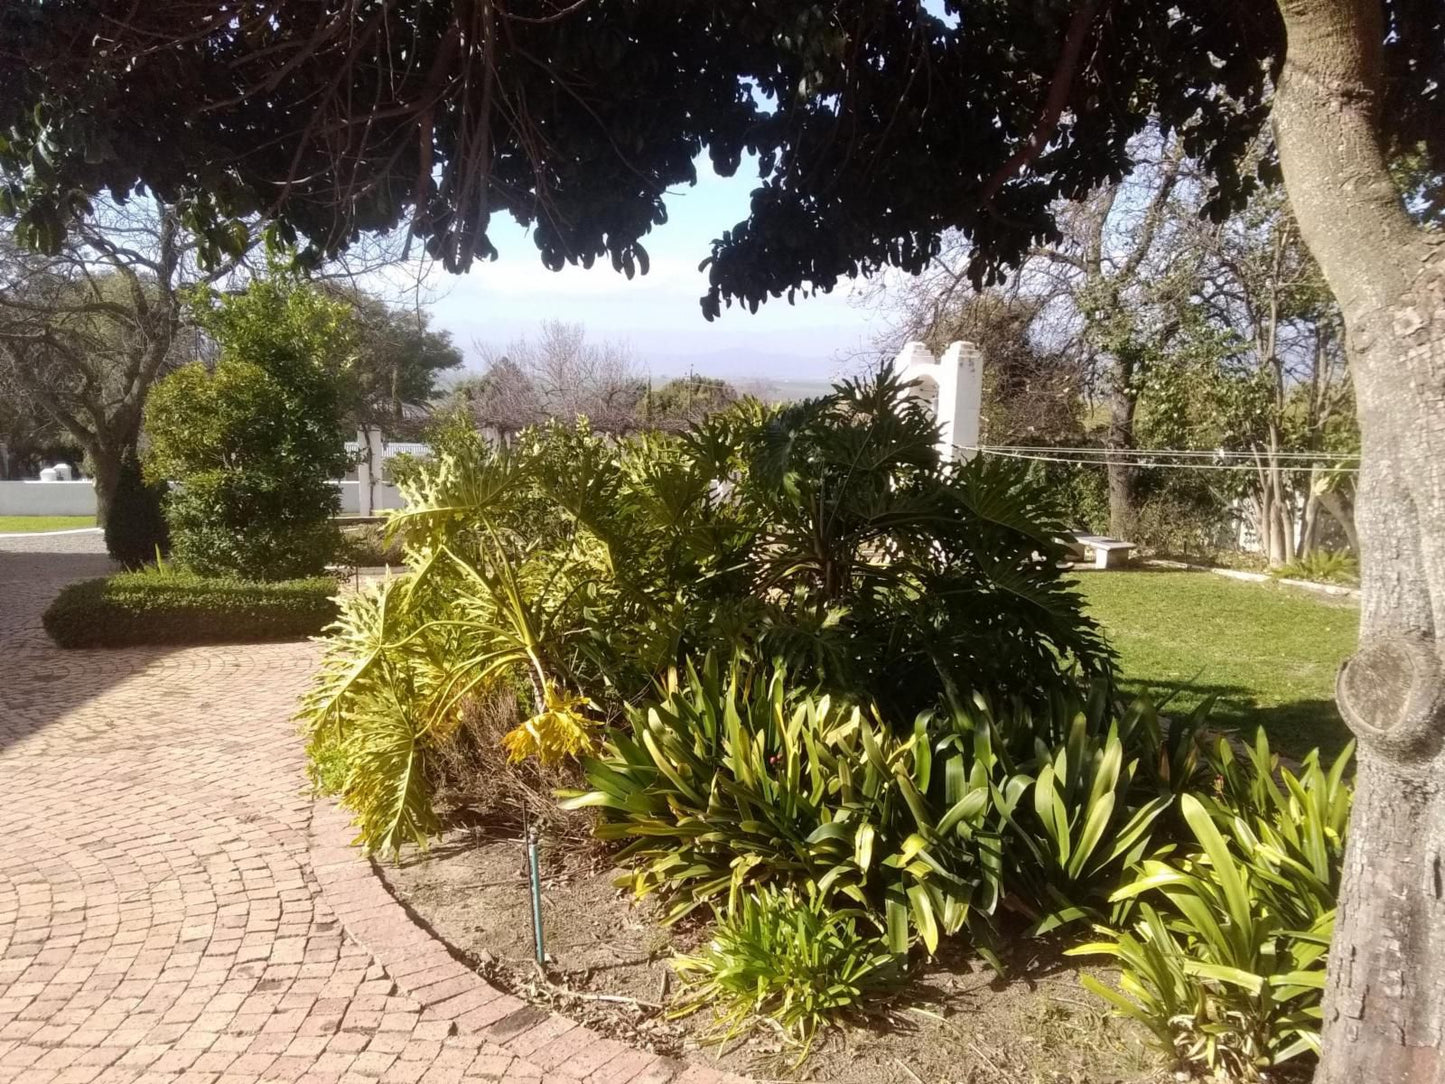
{"left": 335, "top": 480, "right": 406, "bottom": 515}
{"left": 0, "top": 478, "right": 407, "bottom": 518}
{"left": 0, "top": 480, "right": 98, "bottom": 516}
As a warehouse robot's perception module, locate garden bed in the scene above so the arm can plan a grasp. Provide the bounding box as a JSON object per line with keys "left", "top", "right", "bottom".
{"left": 378, "top": 816, "right": 1170, "bottom": 1084}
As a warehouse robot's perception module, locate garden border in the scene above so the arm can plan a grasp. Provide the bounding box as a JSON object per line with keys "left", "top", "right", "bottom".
{"left": 1141, "top": 558, "right": 1360, "bottom": 600}
{"left": 309, "top": 798, "right": 748, "bottom": 1084}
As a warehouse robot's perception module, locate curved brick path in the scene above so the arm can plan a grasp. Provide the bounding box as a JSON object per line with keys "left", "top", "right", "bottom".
{"left": 0, "top": 538, "right": 736, "bottom": 1084}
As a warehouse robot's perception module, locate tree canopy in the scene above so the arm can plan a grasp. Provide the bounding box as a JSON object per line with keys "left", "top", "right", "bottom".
{"left": 146, "top": 273, "right": 353, "bottom": 579}
{"left": 0, "top": 196, "right": 247, "bottom": 522}
{"left": 327, "top": 289, "right": 463, "bottom": 430}
{"left": 3, "top": 2, "right": 1437, "bottom": 317}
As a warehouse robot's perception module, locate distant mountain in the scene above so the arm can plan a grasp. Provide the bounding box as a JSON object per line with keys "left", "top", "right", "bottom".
{"left": 735, "top": 377, "right": 837, "bottom": 404}
{"left": 442, "top": 342, "right": 884, "bottom": 404}
{"left": 638, "top": 347, "right": 847, "bottom": 380}
{"left": 639, "top": 343, "right": 883, "bottom": 389}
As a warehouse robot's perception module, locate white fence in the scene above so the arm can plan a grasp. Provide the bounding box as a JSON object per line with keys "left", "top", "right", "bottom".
{"left": 350, "top": 428, "right": 429, "bottom": 516}
{"left": 1, "top": 429, "right": 429, "bottom": 519}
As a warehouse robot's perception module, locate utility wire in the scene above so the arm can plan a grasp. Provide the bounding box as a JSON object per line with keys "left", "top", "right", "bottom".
{"left": 966, "top": 447, "right": 1359, "bottom": 473}
{"left": 972, "top": 444, "right": 1353, "bottom": 461}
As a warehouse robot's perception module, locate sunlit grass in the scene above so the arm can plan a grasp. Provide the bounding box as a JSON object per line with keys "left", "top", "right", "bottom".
{"left": 0, "top": 515, "right": 97, "bottom": 533}
{"left": 1077, "top": 569, "right": 1357, "bottom": 758}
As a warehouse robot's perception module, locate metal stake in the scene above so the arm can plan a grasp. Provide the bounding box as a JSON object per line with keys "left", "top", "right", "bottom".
{"left": 526, "top": 823, "right": 546, "bottom": 968}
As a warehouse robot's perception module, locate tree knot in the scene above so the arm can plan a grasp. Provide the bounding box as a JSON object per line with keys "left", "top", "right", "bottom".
{"left": 1337, "top": 635, "right": 1445, "bottom": 761}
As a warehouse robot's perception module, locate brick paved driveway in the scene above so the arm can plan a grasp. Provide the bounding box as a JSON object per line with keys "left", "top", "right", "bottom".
{"left": 0, "top": 538, "right": 672, "bottom": 1084}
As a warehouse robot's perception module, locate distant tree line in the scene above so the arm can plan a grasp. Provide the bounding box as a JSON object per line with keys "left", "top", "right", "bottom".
{"left": 446, "top": 320, "right": 738, "bottom": 441}
{"left": 875, "top": 131, "right": 1362, "bottom": 566}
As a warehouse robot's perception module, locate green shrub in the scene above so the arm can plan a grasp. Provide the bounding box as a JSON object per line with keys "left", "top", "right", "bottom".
{"left": 1204, "top": 731, "right": 1352, "bottom": 929}
{"left": 301, "top": 578, "right": 454, "bottom": 852}
{"left": 1070, "top": 735, "right": 1353, "bottom": 1080}
{"left": 1271, "top": 550, "right": 1358, "bottom": 585}
{"left": 303, "top": 366, "right": 1113, "bottom": 853}
{"left": 671, "top": 884, "right": 901, "bottom": 1055}
{"left": 42, "top": 567, "right": 340, "bottom": 647}
{"left": 145, "top": 273, "right": 352, "bottom": 580}
{"left": 159, "top": 469, "right": 343, "bottom": 580}
{"left": 103, "top": 448, "right": 170, "bottom": 569}
{"left": 562, "top": 657, "right": 998, "bottom": 954}
{"left": 563, "top": 658, "right": 1199, "bottom": 955}
{"left": 338, "top": 521, "right": 405, "bottom": 567}
{"left": 994, "top": 713, "right": 1172, "bottom": 936}
{"left": 722, "top": 369, "right": 1110, "bottom": 718}
{"left": 1023, "top": 458, "right": 1109, "bottom": 534}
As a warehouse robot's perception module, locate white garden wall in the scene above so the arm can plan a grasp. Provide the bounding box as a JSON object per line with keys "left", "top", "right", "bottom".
{"left": 0, "top": 479, "right": 407, "bottom": 517}
{"left": 0, "top": 480, "right": 98, "bottom": 516}
{"left": 335, "top": 480, "right": 406, "bottom": 515}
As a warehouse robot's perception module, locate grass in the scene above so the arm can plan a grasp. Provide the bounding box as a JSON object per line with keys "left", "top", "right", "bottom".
{"left": 1075, "top": 569, "right": 1357, "bottom": 759}
{"left": 0, "top": 515, "right": 97, "bottom": 533}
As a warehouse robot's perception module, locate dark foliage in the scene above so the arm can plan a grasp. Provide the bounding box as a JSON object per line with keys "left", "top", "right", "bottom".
{"left": 304, "top": 366, "right": 1114, "bottom": 852}
{"left": 43, "top": 568, "right": 339, "bottom": 648}
{"left": 4, "top": 3, "right": 1437, "bottom": 313}
{"left": 102, "top": 448, "right": 170, "bottom": 569}
{"left": 721, "top": 367, "right": 1111, "bottom": 719}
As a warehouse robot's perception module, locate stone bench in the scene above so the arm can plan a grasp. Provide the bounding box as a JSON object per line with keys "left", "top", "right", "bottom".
{"left": 1071, "top": 533, "right": 1136, "bottom": 569}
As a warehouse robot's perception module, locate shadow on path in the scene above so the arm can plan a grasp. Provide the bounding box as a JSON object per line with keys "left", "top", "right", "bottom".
{"left": 0, "top": 545, "right": 182, "bottom": 755}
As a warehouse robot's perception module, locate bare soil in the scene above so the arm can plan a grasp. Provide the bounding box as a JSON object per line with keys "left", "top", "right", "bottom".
{"left": 377, "top": 815, "right": 1175, "bottom": 1084}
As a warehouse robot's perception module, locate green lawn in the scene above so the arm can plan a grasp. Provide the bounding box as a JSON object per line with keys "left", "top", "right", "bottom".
{"left": 1075, "top": 569, "right": 1357, "bottom": 758}
{"left": 0, "top": 515, "right": 97, "bottom": 533}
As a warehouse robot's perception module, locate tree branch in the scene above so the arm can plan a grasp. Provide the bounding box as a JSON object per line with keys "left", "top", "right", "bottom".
{"left": 978, "top": 0, "right": 1106, "bottom": 209}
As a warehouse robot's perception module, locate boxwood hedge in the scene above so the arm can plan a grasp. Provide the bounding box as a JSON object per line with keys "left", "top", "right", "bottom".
{"left": 43, "top": 568, "right": 341, "bottom": 648}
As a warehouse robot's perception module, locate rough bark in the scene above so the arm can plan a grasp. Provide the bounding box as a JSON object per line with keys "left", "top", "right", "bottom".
{"left": 88, "top": 444, "right": 122, "bottom": 528}
{"left": 1301, "top": 490, "right": 1322, "bottom": 558}
{"left": 1318, "top": 487, "right": 1360, "bottom": 554}
{"left": 1273, "top": 1, "right": 1445, "bottom": 1079}
{"left": 1106, "top": 368, "right": 1138, "bottom": 539}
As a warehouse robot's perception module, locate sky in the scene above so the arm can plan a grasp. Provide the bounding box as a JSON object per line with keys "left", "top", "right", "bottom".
{"left": 380, "top": 166, "right": 900, "bottom": 390}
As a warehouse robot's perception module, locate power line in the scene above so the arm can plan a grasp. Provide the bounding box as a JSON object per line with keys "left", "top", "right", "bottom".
{"left": 967, "top": 447, "right": 1360, "bottom": 473}
{"left": 973, "top": 444, "right": 1353, "bottom": 461}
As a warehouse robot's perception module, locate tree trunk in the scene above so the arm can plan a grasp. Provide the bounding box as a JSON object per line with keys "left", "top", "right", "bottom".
{"left": 1255, "top": 488, "right": 1278, "bottom": 563}
{"left": 88, "top": 442, "right": 124, "bottom": 529}
{"left": 1277, "top": 487, "right": 1297, "bottom": 564}
{"left": 1273, "top": 1, "right": 1445, "bottom": 1079}
{"left": 1301, "top": 490, "right": 1322, "bottom": 559}
{"left": 1318, "top": 488, "right": 1360, "bottom": 554}
{"left": 1105, "top": 372, "right": 1138, "bottom": 538}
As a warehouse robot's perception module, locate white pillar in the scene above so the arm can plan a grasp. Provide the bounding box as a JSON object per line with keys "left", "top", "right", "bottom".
{"left": 892, "top": 340, "right": 983, "bottom": 462}
{"left": 892, "top": 340, "right": 937, "bottom": 377}
{"left": 355, "top": 426, "right": 385, "bottom": 516}
{"left": 940, "top": 341, "right": 982, "bottom": 460}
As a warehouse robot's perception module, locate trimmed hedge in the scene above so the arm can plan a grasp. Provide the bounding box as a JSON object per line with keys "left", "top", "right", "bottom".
{"left": 43, "top": 568, "right": 341, "bottom": 648}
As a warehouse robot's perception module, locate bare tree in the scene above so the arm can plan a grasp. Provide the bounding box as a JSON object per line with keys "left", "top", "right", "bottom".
{"left": 0, "top": 197, "right": 249, "bottom": 524}
{"left": 448, "top": 356, "right": 541, "bottom": 443}
{"left": 870, "top": 134, "right": 1186, "bottom": 537}
{"left": 467, "top": 321, "right": 646, "bottom": 437}
{"left": 1166, "top": 182, "right": 1355, "bottom": 564}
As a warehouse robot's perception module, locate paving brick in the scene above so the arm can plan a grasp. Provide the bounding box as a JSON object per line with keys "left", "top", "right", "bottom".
{"left": 0, "top": 540, "right": 745, "bottom": 1084}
